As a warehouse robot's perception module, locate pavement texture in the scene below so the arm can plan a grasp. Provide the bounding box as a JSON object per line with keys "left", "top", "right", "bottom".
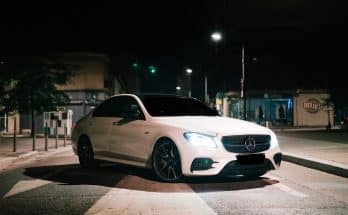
{"left": 1, "top": 129, "right": 348, "bottom": 178}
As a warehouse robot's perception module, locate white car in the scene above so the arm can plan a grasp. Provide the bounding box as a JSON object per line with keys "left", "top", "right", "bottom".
{"left": 72, "top": 94, "right": 281, "bottom": 182}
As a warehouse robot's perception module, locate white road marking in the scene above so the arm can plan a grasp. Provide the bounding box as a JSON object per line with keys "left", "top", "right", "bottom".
{"left": 274, "top": 183, "right": 308, "bottom": 198}
{"left": 3, "top": 179, "right": 51, "bottom": 198}
{"left": 85, "top": 177, "right": 216, "bottom": 215}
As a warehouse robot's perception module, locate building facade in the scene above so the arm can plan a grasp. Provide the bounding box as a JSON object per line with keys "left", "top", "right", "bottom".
{"left": 18, "top": 53, "right": 122, "bottom": 134}
{"left": 221, "top": 89, "right": 334, "bottom": 128}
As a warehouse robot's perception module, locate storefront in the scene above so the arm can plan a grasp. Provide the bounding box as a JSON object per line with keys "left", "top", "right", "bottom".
{"left": 221, "top": 89, "right": 333, "bottom": 128}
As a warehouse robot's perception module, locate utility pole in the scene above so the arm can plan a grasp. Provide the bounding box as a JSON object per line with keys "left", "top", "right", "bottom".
{"left": 204, "top": 75, "right": 208, "bottom": 103}
{"left": 241, "top": 42, "right": 247, "bottom": 120}
{"left": 133, "top": 62, "right": 140, "bottom": 94}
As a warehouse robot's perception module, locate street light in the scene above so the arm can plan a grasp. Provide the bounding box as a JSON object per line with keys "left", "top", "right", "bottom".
{"left": 186, "top": 68, "right": 192, "bottom": 97}
{"left": 241, "top": 44, "right": 257, "bottom": 120}
{"left": 210, "top": 31, "right": 250, "bottom": 120}
{"left": 241, "top": 42, "right": 246, "bottom": 120}
{"left": 211, "top": 32, "right": 222, "bottom": 42}
{"left": 132, "top": 63, "right": 140, "bottom": 93}
{"left": 209, "top": 31, "right": 223, "bottom": 103}
{"left": 176, "top": 86, "right": 181, "bottom": 96}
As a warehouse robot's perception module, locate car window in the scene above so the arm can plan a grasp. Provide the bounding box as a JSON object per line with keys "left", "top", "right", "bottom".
{"left": 92, "top": 98, "right": 115, "bottom": 117}
{"left": 139, "top": 95, "right": 219, "bottom": 117}
{"left": 92, "top": 96, "right": 144, "bottom": 118}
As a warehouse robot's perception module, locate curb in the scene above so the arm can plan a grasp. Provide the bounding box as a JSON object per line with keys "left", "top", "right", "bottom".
{"left": 283, "top": 152, "right": 348, "bottom": 178}
{"left": 0, "top": 151, "right": 39, "bottom": 169}
{"left": 0, "top": 146, "right": 72, "bottom": 170}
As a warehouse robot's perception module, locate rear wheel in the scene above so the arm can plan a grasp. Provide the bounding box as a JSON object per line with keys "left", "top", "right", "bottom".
{"left": 78, "top": 137, "right": 96, "bottom": 169}
{"left": 152, "top": 140, "right": 182, "bottom": 182}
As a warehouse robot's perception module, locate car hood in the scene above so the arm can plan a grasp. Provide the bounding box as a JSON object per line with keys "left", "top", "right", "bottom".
{"left": 153, "top": 116, "right": 272, "bottom": 136}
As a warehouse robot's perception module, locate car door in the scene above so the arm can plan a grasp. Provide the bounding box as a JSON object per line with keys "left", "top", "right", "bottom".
{"left": 107, "top": 96, "right": 147, "bottom": 163}
{"left": 87, "top": 98, "right": 115, "bottom": 156}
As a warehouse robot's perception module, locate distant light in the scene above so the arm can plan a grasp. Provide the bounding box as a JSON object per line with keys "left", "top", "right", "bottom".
{"left": 0, "top": 61, "right": 4, "bottom": 64}
{"left": 211, "top": 32, "right": 222, "bottom": 42}
{"left": 186, "top": 68, "right": 192, "bottom": 74}
{"left": 148, "top": 65, "right": 156, "bottom": 74}
{"left": 176, "top": 86, "right": 181, "bottom": 90}
{"left": 132, "top": 63, "right": 139, "bottom": 68}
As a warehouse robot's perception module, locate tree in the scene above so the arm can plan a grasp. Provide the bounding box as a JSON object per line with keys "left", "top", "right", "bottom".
{"left": 2, "top": 56, "right": 73, "bottom": 150}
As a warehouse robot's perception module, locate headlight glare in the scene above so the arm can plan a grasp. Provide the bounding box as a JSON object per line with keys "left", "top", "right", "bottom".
{"left": 183, "top": 132, "right": 217, "bottom": 148}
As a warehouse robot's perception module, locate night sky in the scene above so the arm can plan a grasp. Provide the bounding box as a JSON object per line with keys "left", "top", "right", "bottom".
{"left": 1, "top": 1, "right": 347, "bottom": 100}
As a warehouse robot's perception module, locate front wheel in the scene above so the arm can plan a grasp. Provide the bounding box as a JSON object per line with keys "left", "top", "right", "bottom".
{"left": 152, "top": 140, "right": 182, "bottom": 182}
{"left": 78, "top": 139, "right": 96, "bottom": 169}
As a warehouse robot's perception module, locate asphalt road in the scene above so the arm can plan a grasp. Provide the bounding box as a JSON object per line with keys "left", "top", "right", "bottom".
{"left": 0, "top": 148, "right": 347, "bottom": 215}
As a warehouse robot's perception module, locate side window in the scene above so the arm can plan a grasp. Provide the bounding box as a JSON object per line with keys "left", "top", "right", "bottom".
{"left": 113, "top": 96, "right": 143, "bottom": 118}
{"left": 92, "top": 96, "right": 144, "bottom": 119}
{"left": 92, "top": 99, "right": 115, "bottom": 117}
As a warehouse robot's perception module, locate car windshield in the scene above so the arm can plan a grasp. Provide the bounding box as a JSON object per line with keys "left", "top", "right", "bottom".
{"left": 138, "top": 95, "right": 219, "bottom": 117}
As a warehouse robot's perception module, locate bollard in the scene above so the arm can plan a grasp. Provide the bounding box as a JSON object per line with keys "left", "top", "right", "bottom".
{"left": 13, "top": 117, "right": 17, "bottom": 152}
{"left": 55, "top": 121, "right": 58, "bottom": 149}
{"left": 45, "top": 122, "right": 48, "bottom": 151}
{"left": 64, "top": 125, "right": 66, "bottom": 147}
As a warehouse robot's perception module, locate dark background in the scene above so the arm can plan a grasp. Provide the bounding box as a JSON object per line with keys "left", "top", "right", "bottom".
{"left": 1, "top": 1, "right": 347, "bottom": 101}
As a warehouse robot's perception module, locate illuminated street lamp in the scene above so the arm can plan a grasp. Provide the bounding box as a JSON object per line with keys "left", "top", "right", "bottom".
{"left": 132, "top": 63, "right": 140, "bottom": 93}
{"left": 208, "top": 31, "right": 223, "bottom": 103}
{"left": 186, "top": 68, "right": 192, "bottom": 97}
{"left": 211, "top": 32, "right": 222, "bottom": 42}
{"left": 176, "top": 86, "right": 181, "bottom": 95}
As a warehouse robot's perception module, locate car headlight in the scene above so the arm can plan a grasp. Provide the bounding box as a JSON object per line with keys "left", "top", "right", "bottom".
{"left": 183, "top": 132, "right": 217, "bottom": 149}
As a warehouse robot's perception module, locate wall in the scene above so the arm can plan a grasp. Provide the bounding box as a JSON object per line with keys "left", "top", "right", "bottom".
{"left": 55, "top": 54, "right": 109, "bottom": 91}
{"left": 293, "top": 92, "right": 334, "bottom": 127}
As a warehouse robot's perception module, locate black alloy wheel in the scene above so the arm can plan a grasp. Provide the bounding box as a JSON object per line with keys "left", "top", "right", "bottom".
{"left": 78, "top": 140, "right": 96, "bottom": 169}
{"left": 152, "top": 140, "right": 182, "bottom": 182}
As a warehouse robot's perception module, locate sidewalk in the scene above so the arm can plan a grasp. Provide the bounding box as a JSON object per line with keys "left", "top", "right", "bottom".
{"left": 276, "top": 130, "right": 348, "bottom": 178}
{"left": 0, "top": 135, "right": 71, "bottom": 170}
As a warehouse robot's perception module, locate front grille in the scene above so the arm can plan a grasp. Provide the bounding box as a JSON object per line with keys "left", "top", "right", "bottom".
{"left": 221, "top": 135, "right": 271, "bottom": 153}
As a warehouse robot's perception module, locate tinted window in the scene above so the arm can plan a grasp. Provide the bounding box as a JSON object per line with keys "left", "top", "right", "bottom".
{"left": 139, "top": 95, "right": 219, "bottom": 116}
{"left": 92, "top": 96, "right": 143, "bottom": 118}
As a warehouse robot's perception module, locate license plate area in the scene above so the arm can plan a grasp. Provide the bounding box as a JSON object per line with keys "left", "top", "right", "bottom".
{"left": 237, "top": 154, "right": 265, "bottom": 165}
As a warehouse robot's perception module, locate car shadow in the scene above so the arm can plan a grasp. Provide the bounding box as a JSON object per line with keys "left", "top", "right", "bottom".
{"left": 23, "top": 163, "right": 279, "bottom": 193}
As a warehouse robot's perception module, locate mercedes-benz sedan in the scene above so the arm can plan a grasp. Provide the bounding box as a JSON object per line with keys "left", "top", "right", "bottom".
{"left": 72, "top": 94, "right": 282, "bottom": 182}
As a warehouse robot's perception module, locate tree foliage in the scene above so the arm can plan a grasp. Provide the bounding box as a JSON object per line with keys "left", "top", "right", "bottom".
{"left": 1, "top": 56, "right": 74, "bottom": 115}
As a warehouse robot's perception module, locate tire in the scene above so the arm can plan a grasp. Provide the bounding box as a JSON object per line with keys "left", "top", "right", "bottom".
{"left": 152, "top": 139, "right": 182, "bottom": 182}
{"left": 78, "top": 137, "right": 96, "bottom": 169}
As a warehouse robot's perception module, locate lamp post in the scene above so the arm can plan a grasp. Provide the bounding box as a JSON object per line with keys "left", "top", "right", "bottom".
{"left": 132, "top": 63, "right": 140, "bottom": 93}
{"left": 186, "top": 68, "right": 192, "bottom": 97}
{"left": 241, "top": 42, "right": 246, "bottom": 120}
{"left": 210, "top": 32, "right": 222, "bottom": 103}
{"left": 176, "top": 86, "right": 181, "bottom": 95}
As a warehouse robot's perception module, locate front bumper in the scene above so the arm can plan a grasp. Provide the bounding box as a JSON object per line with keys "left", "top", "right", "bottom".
{"left": 180, "top": 142, "right": 281, "bottom": 177}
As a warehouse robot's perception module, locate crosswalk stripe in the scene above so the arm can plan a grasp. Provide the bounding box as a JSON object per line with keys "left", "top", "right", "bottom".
{"left": 273, "top": 183, "right": 308, "bottom": 198}
{"left": 3, "top": 179, "right": 51, "bottom": 198}
{"left": 85, "top": 176, "right": 217, "bottom": 215}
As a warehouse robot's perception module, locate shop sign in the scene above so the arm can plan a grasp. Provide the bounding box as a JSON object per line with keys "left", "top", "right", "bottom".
{"left": 303, "top": 98, "right": 323, "bottom": 113}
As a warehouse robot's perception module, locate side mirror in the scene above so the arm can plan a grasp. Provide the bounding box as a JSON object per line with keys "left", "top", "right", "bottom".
{"left": 125, "top": 104, "right": 145, "bottom": 120}
{"left": 127, "top": 110, "right": 141, "bottom": 119}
